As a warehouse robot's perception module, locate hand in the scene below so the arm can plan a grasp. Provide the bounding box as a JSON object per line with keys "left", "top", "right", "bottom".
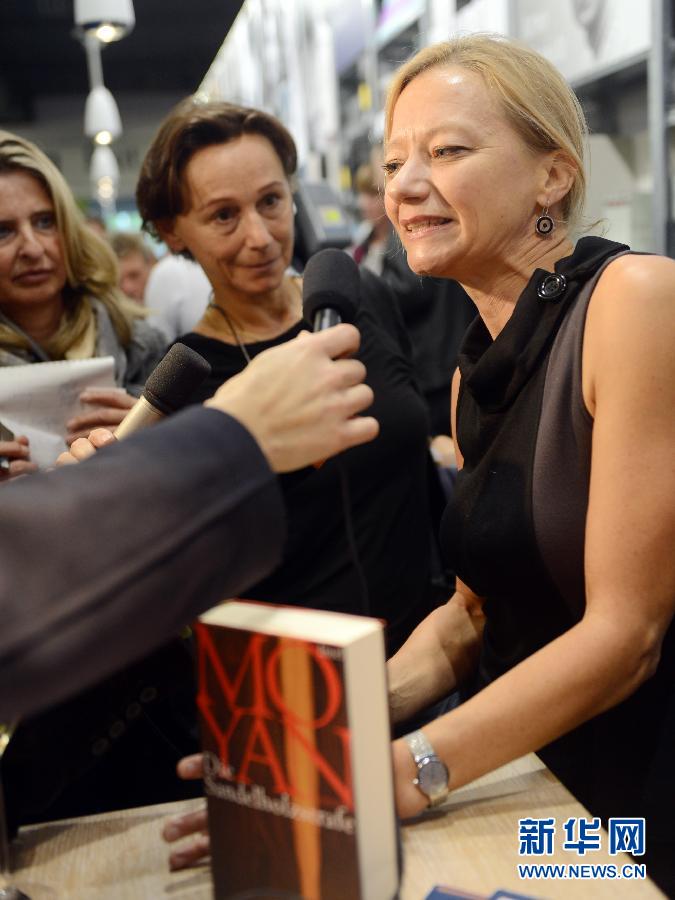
{"left": 430, "top": 434, "right": 456, "bottom": 469}
{"left": 206, "top": 324, "right": 379, "bottom": 472}
{"left": 162, "top": 754, "right": 210, "bottom": 871}
{"left": 55, "top": 428, "right": 117, "bottom": 466}
{"left": 65, "top": 388, "right": 135, "bottom": 445}
{"left": 0, "top": 435, "right": 38, "bottom": 482}
{"left": 392, "top": 737, "right": 429, "bottom": 820}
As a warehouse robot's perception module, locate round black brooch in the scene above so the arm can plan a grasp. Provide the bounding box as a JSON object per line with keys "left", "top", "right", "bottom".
{"left": 537, "top": 273, "right": 567, "bottom": 301}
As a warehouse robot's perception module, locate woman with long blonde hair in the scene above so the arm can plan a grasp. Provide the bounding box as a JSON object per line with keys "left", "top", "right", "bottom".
{"left": 0, "top": 130, "right": 165, "bottom": 478}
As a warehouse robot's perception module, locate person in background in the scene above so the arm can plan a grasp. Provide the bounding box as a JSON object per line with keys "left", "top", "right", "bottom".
{"left": 110, "top": 231, "right": 156, "bottom": 302}
{"left": 368, "top": 142, "right": 476, "bottom": 448}
{"left": 84, "top": 213, "right": 108, "bottom": 239}
{"left": 144, "top": 252, "right": 211, "bottom": 342}
{"left": 350, "top": 162, "right": 393, "bottom": 277}
{"left": 0, "top": 131, "right": 166, "bottom": 464}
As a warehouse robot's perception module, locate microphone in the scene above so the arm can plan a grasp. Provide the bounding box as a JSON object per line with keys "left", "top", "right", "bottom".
{"left": 115, "top": 343, "right": 212, "bottom": 440}
{"left": 302, "top": 248, "right": 360, "bottom": 331}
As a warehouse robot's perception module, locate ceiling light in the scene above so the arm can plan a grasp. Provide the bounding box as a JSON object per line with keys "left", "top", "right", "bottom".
{"left": 90, "top": 145, "right": 120, "bottom": 187}
{"left": 84, "top": 85, "right": 122, "bottom": 144}
{"left": 74, "top": 0, "right": 135, "bottom": 43}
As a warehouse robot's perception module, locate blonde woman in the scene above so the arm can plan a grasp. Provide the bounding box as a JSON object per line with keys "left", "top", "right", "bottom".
{"left": 0, "top": 131, "right": 166, "bottom": 477}
{"left": 164, "top": 36, "right": 675, "bottom": 894}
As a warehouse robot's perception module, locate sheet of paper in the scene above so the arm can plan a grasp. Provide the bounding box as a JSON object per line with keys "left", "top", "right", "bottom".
{"left": 0, "top": 357, "right": 117, "bottom": 469}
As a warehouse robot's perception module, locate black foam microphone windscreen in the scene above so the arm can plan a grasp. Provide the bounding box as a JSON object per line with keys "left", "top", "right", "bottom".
{"left": 115, "top": 343, "right": 212, "bottom": 439}
{"left": 302, "top": 248, "right": 360, "bottom": 331}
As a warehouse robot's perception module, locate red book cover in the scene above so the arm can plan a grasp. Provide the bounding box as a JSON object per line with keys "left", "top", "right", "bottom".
{"left": 195, "top": 601, "right": 398, "bottom": 900}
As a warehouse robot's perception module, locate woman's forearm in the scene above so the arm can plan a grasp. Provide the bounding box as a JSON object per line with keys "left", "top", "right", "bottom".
{"left": 394, "top": 609, "right": 662, "bottom": 816}
{"left": 388, "top": 591, "right": 484, "bottom": 724}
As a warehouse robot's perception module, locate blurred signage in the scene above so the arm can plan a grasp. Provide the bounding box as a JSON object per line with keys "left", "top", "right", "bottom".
{"left": 375, "top": 0, "right": 425, "bottom": 48}
{"left": 516, "top": 0, "right": 650, "bottom": 83}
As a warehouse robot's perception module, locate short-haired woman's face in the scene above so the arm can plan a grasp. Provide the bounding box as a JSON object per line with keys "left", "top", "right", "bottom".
{"left": 161, "top": 134, "right": 294, "bottom": 297}
{"left": 0, "top": 170, "right": 67, "bottom": 313}
{"left": 383, "top": 66, "right": 552, "bottom": 282}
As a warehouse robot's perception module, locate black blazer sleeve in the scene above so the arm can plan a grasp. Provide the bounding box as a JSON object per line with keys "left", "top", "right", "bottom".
{"left": 0, "top": 407, "right": 286, "bottom": 720}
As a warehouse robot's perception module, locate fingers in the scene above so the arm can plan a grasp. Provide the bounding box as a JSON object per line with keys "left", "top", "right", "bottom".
{"left": 66, "top": 408, "right": 129, "bottom": 444}
{"left": 0, "top": 439, "right": 31, "bottom": 460}
{"left": 168, "top": 833, "right": 211, "bottom": 871}
{"left": 162, "top": 803, "right": 210, "bottom": 872}
{"left": 0, "top": 459, "right": 38, "bottom": 481}
{"left": 332, "top": 358, "right": 367, "bottom": 389}
{"left": 56, "top": 428, "right": 117, "bottom": 467}
{"left": 162, "top": 808, "right": 208, "bottom": 844}
{"left": 338, "top": 415, "right": 380, "bottom": 452}
{"left": 79, "top": 388, "right": 135, "bottom": 409}
{"left": 297, "top": 323, "right": 361, "bottom": 359}
{"left": 176, "top": 753, "right": 204, "bottom": 780}
{"left": 339, "top": 383, "right": 375, "bottom": 419}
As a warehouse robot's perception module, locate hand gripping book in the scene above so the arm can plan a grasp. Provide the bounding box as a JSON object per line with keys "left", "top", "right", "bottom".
{"left": 195, "top": 600, "right": 399, "bottom": 900}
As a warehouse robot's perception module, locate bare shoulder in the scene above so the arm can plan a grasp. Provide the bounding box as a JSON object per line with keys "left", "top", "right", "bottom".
{"left": 593, "top": 252, "right": 675, "bottom": 307}
{"left": 588, "top": 253, "right": 674, "bottom": 340}
{"left": 584, "top": 252, "right": 675, "bottom": 411}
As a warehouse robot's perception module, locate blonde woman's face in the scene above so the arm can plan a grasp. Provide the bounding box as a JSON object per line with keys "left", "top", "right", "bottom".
{"left": 383, "top": 66, "right": 551, "bottom": 282}
{"left": 0, "top": 171, "right": 67, "bottom": 314}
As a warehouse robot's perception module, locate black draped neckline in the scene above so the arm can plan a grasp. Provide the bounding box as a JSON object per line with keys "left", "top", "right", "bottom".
{"left": 458, "top": 236, "right": 628, "bottom": 412}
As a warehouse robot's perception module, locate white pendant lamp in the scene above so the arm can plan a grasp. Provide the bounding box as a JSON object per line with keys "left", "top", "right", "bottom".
{"left": 84, "top": 84, "right": 122, "bottom": 145}
{"left": 74, "top": 0, "right": 135, "bottom": 43}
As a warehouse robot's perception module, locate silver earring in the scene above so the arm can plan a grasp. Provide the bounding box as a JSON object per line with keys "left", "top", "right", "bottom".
{"left": 535, "top": 207, "right": 555, "bottom": 236}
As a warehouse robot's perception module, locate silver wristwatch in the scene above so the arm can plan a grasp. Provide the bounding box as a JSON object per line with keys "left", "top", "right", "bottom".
{"left": 403, "top": 729, "right": 450, "bottom": 807}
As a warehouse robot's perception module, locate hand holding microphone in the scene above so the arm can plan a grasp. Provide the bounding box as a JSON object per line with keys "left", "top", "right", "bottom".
{"left": 60, "top": 321, "right": 378, "bottom": 472}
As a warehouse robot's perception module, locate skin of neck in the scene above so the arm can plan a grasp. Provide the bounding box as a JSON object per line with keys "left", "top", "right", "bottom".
{"left": 206, "top": 275, "right": 301, "bottom": 341}
{"left": 458, "top": 228, "right": 575, "bottom": 340}
{"left": 1, "top": 295, "right": 65, "bottom": 345}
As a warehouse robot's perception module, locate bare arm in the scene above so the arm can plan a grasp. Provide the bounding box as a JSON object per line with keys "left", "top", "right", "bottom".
{"left": 393, "top": 256, "right": 675, "bottom": 816}
{"left": 388, "top": 583, "right": 484, "bottom": 724}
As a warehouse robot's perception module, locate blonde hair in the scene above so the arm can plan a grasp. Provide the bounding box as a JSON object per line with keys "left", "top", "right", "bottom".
{"left": 384, "top": 34, "right": 588, "bottom": 229}
{"left": 0, "top": 130, "right": 142, "bottom": 359}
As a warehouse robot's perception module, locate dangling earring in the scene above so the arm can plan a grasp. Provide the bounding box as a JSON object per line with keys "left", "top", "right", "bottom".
{"left": 535, "top": 207, "right": 555, "bottom": 236}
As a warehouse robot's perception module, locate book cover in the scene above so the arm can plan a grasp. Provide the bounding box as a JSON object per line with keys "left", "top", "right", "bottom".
{"left": 195, "top": 601, "right": 399, "bottom": 900}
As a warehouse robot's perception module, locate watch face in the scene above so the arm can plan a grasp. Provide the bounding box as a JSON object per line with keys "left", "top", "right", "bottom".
{"left": 418, "top": 756, "right": 449, "bottom": 795}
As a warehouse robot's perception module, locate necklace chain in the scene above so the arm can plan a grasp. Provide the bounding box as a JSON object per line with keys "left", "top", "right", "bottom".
{"left": 206, "top": 301, "right": 252, "bottom": 366}
{"left": 206, "top": 280, "right": 302, "bottom": 368}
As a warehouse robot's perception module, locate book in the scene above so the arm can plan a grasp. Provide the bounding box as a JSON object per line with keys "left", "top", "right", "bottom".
{"left": 195, "top": 600, "right": 400, "bottom": 900}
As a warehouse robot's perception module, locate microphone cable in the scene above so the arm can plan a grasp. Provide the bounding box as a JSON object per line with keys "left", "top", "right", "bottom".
{"left": 336, "top": 457, "right": 371, "bottom": 618}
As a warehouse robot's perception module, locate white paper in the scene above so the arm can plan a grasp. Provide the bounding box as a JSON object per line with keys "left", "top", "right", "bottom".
{"left": 0, "top": 357, "right": 117, "bottom": 469}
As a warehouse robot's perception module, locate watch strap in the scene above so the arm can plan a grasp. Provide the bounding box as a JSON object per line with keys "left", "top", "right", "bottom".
{"left": 404, "top": 728, "right": 436, "bottom": 763}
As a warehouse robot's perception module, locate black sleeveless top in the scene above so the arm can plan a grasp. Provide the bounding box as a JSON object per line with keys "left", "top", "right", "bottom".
{"left": 441, "top": 237, "right": 674, "bottom": 835}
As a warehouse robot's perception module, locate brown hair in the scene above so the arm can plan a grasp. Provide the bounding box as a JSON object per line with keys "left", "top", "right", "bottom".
{"left": 137, "top": 98, "right": 298, "bottom": 240}
{"left": 354, "top": 163, "right": 380, "bottom": 196}
{"left": 110, "top": 231, "right": 156, "bottom": 263}
{"left": 384, "top": 34, "right": 587, "bottom": 229}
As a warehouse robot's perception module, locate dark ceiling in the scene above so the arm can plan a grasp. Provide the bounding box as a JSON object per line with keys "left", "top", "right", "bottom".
{"left": 0, "top": 0, "right": 244, "bottom": 123}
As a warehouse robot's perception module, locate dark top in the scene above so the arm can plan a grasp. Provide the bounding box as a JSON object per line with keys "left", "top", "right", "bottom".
{"left": 381, "top": 232, "right": 476, "bottom": 435}
{"left": 177, "top": 270, "right": 437, "bottom": 656}
{"left": 2, "top": 408, "right": 286, "bottom": 826}
{"left": 441, "top": 237, "right": 674, "bottom": 838}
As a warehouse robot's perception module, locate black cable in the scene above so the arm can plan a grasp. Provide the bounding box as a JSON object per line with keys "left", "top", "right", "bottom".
{"left": 336, "top": 458, "right": 371, "bottom": 617}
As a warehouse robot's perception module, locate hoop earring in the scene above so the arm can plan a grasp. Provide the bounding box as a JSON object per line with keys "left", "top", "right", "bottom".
{"left": 535, "top": 207, "right": 555, "bottom": 236}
